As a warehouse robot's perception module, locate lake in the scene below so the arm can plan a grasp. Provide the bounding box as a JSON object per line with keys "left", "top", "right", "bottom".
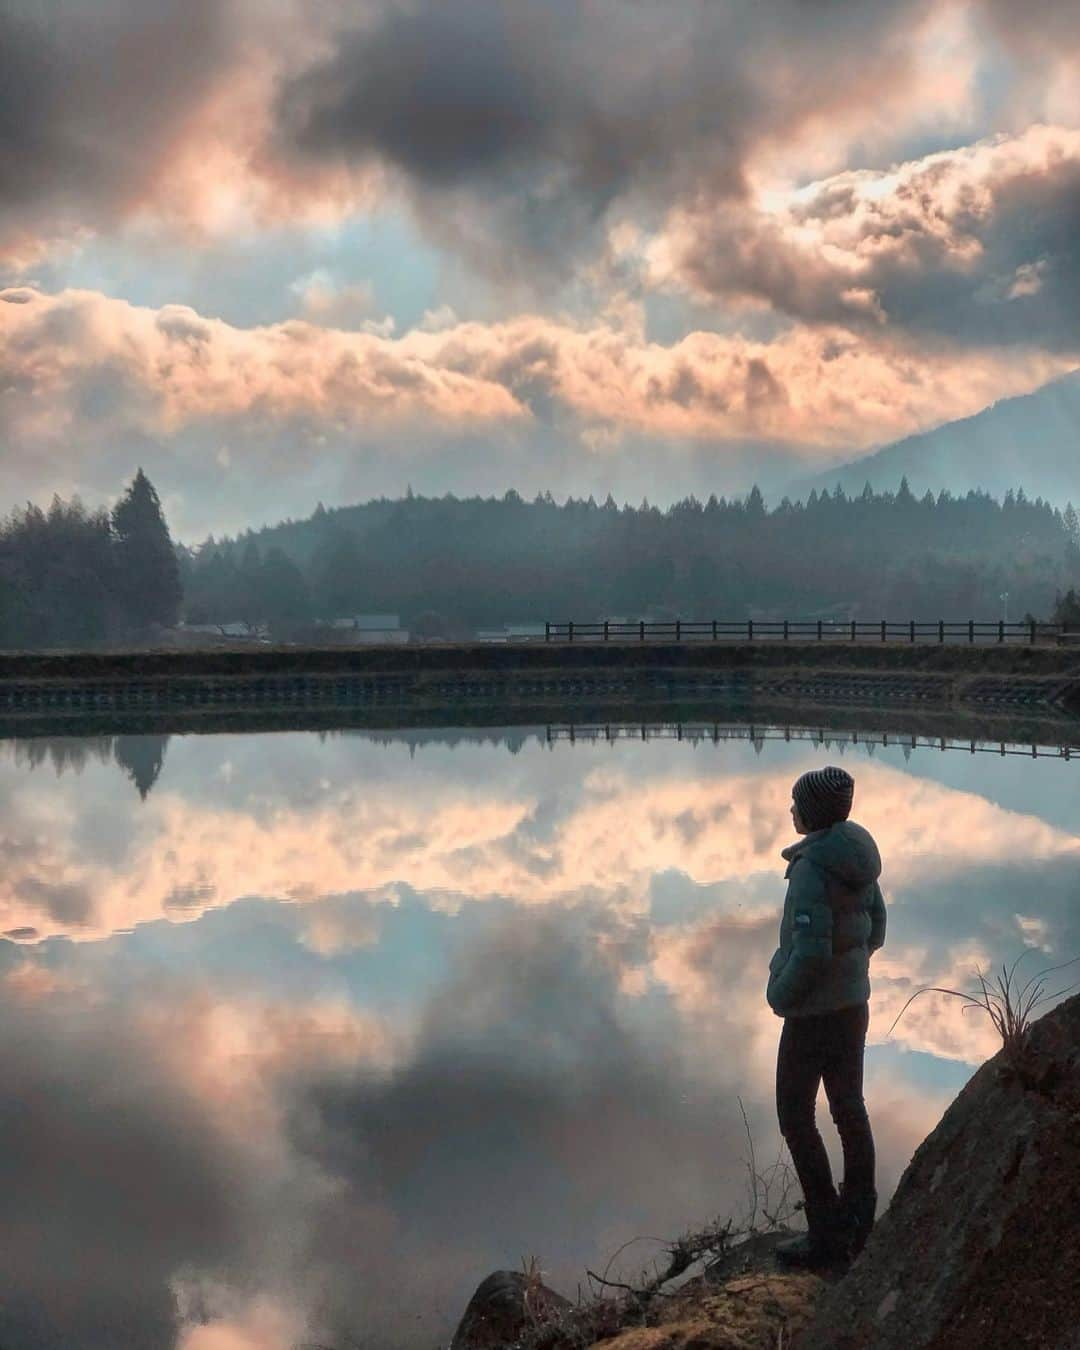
{"left": 0, "top": 723, "right": 1077, "bottom": 1349}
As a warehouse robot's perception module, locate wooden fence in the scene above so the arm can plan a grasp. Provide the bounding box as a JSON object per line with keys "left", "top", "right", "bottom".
{"left": 544, "top": 618, "right": 1068, "bottom": 645}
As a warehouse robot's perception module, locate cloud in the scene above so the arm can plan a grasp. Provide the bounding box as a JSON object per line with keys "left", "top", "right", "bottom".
{"left": 2, "top": 283, "right": 1074, "bottom": 535}
{"left": 3, "top": 730, "right": 1074, "bottom": 1345}
{"left": 0, "top": 975, "right": 258, "bottom": 1348}
{"left": 2, "top": 0, "right": 1078, "bottom": 317}
{"left": 277, "top": 910, "right": 786, "bottom": 1346}
{"left": 0, "top": 0, "right": 231, "bottom": 260}
{"left": 4, "top": 734, "right": 1077, "bottom": 958}
{"left": 653, "top": 124, "right": 1080, "bottom": 349}
{"left": 274, "top": 0, "right": 943, "bottom": 279}
{"left": 0, "top": 0, "right": 383, "bottom": 266}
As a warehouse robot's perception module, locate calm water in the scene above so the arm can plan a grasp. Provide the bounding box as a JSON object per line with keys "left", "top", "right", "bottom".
{"left": 0, "top": 725, "right": 1077, "bottom": 1348}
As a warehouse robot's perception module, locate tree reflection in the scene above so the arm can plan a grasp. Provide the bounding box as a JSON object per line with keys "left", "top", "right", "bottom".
{"left": 7, "top": 734, "right": 170, "bottom": 798}
{"left": 113, "top": 736, "right": 170, "bottom": 800}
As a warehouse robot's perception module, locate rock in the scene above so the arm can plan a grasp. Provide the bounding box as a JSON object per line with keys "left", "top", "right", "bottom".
{"left": 795, "top": 990, "right": 1080, "bottom": 1350}
{"left": 450, "top": 1269, "right": 573, "bottom": 1349}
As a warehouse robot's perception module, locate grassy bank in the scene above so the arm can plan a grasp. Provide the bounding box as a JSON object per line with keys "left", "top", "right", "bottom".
{"left": 1, "top": 638, "right": 1079, "bottom": 680}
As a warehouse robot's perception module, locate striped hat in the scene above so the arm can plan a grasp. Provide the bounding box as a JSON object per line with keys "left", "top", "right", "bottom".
{"left": 792, "top": 765, "right": 854, "bottom": 831}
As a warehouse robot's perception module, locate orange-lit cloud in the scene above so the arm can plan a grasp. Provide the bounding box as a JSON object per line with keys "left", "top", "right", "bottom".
{"left": 653, "top": 125, "right": 1080, "bottom": 349}
{"left": 1, "top": 285, "right": 1072, "bottom": 488}
{"left": 3, "top": 749, "right": 1075, "bottom": 958}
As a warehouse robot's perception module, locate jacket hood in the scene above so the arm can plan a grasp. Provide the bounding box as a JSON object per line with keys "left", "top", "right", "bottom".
{"left": 781, "top": 819, "right": 881, "bottom": 886}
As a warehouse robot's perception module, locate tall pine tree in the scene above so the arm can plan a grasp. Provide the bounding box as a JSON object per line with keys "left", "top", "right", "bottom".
{"left": 111, "top": 469, "right": 182, "bottom": 629}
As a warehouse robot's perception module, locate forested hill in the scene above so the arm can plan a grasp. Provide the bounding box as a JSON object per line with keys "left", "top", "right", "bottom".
{"left": 180, "top": 482, "right": 1080, "bottom": 636}
{"left": 790, "top": 368, "right": 1080, "bottom": 504}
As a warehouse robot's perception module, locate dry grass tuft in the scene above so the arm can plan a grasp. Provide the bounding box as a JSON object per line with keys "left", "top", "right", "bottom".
{"left": 886, "top": 949, "right": 1080, "bottom": 1070}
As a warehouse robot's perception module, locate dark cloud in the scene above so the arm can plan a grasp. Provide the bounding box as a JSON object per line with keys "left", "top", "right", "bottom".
{"left": 890, "top": 856, "right": 1080, "bottom": 973}
{"left": 282, "top": 910, "right": 768, "bottom": 1347}
{"left": 13, "top": 876, "right": 92, "bottom": 926}
{"left": 978, "top": 0, "right": 1080, "bottom": 59}
{"left": 275, "top": 0, "right": 935, "bottom": 276}
{"left": 671, "top": 133, "right": 1080, "bottom": 349}
{"left": 0, "top": 978, "right": 254, "bottom": 1349}
{"left": 0, "top": 0, "right": 232, "bottom": 250}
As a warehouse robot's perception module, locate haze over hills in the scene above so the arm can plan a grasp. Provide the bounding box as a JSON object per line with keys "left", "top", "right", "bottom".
{"left": 787, "top": 369, "right": 1080, "bottom": 506}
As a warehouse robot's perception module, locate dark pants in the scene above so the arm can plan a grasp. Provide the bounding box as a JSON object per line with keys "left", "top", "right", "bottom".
{"left": 775, "top": 1002, "right": 876, "bottom": 1231}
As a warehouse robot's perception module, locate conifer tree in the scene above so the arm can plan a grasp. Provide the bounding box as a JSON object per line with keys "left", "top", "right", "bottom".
{"left": 111, "top": 469, "right": 182, "bottom": 628}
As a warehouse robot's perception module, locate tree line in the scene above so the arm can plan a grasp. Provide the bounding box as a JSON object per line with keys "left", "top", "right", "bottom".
{"left": 3, "top": 473, "right": 1080, "bottom": 649}
{"left": 0, "top": 469, "right": 181, "bottom": 649}
{"left": 181, "top": 479, "right": 1080, "bottom": 638}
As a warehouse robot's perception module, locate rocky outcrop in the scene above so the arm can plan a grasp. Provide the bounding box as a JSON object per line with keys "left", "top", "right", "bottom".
{"left": 796, "top": 990, "right": 1080, "bottom": 1350}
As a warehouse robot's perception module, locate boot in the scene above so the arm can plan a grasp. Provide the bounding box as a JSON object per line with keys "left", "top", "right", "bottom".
{"left": 836, "top": 1187, "right": 877, "bottom": 1259}
{"left": 774, "top": 1194, "right": 847, "bottom": 1269}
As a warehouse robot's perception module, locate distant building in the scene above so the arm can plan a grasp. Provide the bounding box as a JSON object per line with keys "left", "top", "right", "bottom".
{"left": 319, "top": 614, "right": 408, "bottom": 645}
{"left": 476, "top": 622, "right": 547, "bottom": 643}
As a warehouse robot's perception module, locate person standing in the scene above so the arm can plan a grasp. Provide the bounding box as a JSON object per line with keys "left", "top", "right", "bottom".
{"left": 766, "top": 765, "right": 886, "bottom": 1267}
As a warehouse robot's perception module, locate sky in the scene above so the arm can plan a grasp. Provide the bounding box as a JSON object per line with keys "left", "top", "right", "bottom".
{"left": 0, "top": 727, "right": 1078, "bottom": 1346}
{"left": 2, "top": 0, "right": 1080, "bottom": 539}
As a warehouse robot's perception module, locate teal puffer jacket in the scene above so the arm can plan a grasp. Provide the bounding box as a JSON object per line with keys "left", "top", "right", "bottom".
{"left": 766, "top": 820, "right": 886, "bottom": 1018}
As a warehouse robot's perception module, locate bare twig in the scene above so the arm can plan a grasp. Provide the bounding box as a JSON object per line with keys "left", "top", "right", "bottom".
{"left": 738, "top": 1095, "right": 759, "bottom": 1232}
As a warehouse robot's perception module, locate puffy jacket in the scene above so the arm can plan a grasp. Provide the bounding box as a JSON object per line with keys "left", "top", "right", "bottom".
{"left": 766, "top": 819, "right": 886, "bottom": 1018}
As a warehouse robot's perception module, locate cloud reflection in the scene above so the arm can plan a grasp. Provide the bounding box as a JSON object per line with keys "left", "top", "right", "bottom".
{"left": 0, "top": 728, "right": 1075, "bottom": 1345}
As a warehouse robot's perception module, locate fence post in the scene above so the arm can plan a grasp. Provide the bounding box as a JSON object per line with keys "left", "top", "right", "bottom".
{"left": 784, "top": 619, "right": 789, "bottom": 641}
{"left": 748, "top": 618, "right": 754, "bottom": 641}
{"left": 675, "top": 618, "right": 681, "bottom": 642}
{"left": 881, "top": 619, "right": 886, "bottom": 642}
{"left": 603, "top": 620, "right": 609, "bottom": 642}
{"left": 910, "top": 619, "right": 915, "bottom": 643}
{"left": 568, "top": 620, "right": 574, "bottom": 644}
{"left": 1030, "top": 617, "right": 1036, "bottom": 645}
{"left": 545, "top": 621, "right": 550, "bottom": 643}
{"left": 712, "top": 619, "right": 717, "bottom": 641}
{"left": 817, "top": 619, "right": 823, "bottom": 641}
{"left": 851, "top": 619, "right": 856, "bottom": 642}
{"left": 969, "top": 619, "right": 975, "bottom": 644}
{"left": 939, "top": 619, "right": 944, "bottom": 644}
{"left": 999, "top": 619, "right": 1004, "bottom": 644}
{"left": 640, "top": 619, "right": 645, "bottom": 642}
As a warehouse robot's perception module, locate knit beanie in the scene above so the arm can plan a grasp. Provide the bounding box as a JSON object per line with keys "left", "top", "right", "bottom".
{"left": 792, "top": 765, "right": 854, "bottom": 831}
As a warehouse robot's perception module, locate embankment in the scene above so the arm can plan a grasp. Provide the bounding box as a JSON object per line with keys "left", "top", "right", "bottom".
{"left": 0, "top": 641, "right": 1077, "bottom": 739}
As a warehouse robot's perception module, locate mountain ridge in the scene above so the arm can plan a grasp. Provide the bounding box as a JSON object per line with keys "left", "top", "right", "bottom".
{"left": 786, "top": 368, "right": 1080, "bottom": 505}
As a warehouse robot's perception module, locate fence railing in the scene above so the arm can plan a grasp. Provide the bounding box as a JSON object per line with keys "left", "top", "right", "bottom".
{"left": 545, "top": 721, "right": 1077, "bottom": 760}
{"left": 544, "top": 619, "right": 1067, "bottom": 645}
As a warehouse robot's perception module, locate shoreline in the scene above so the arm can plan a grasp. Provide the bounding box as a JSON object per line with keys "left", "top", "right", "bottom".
{"left": 2, "top": 637, "right": 1080, "bottom": 679}
{"left": 0, "top": 642, "right": 1076, "bottom": 734}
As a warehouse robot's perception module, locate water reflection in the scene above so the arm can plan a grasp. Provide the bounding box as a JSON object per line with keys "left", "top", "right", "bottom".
{"left": 0, "top": 725, "right": 1076, "bottom": 1348}
{"left": 9, "top": 733, "right": 171, "bottom": 798}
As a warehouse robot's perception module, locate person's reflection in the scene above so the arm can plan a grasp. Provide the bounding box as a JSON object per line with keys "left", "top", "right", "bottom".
{"left": 766, "top": 765, "right": 885, "bottom": 1268}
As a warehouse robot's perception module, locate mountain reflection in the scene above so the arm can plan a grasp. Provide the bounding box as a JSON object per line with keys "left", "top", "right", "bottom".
{"left": 0, "top": 725, "right": 1075, "bottom": 1348}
